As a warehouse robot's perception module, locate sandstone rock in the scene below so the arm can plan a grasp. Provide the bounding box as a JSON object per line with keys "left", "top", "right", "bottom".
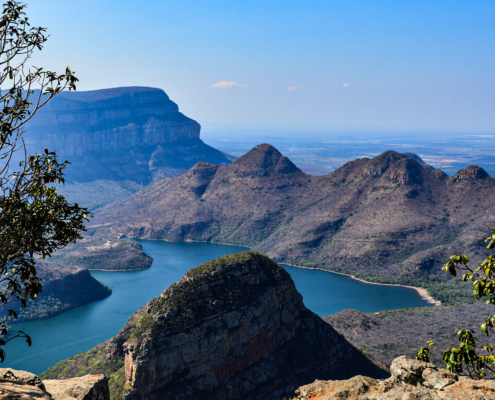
{"left": 118, "top": 251, "right": 387, "bottom": 399}
{"left": 295, "top": 356, "right": 495, "bottom": 400}
{"left": 295, "top": 376, "right": 382, "bottom": 399}
{"left": 422, "top": 368, "right": 457, "bottom": 390}
{"left": 24, "top": 87, "right": 232, "bottom": 183}
{"left": 390, "top": 355, "right": 435, "bottom": 384}
{"left": 43, "top": 375, "right": 110, "bottom": 400}
{"left": 0, "top": 370, "right": 110, "bottom": 400}
{"left": 442, "top": 376, "right": 495, "bottom": 398}
{"left": 0, "top": 380, "right": 51, "bottom": 399}
{"left": 0, "top": 368, "right": 46, "bottom": 390}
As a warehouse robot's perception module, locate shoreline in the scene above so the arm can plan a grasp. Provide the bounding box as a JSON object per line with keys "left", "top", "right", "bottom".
{"left": 281, "top": 262, "right": 441, "bottom": 307}
{"left": 88, "top": 267, "right": 149, "bottom": 272}
{"left": 135, "top": 237, "right": 441, "bottom": 307}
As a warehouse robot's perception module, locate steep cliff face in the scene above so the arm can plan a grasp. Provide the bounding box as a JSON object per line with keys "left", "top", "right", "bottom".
{"left": 24, "top": 87, "right": 232, "bottom": 183}
{"left": 42, "top": 252, "right": 387, "bottom": 400}
{"left": 120, "top": 251, "right": 386, "bottom": 399}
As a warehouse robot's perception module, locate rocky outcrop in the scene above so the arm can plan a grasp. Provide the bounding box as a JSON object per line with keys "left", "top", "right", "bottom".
{"left": 42, "top": 252, "right": 387, "bottom": 400}
{"left": 24, "top": 87, "right": 232, "bottom": 183}
{"left": 2, "top": 261, "right": 112, "bottom": 323}
{"left": 0, "top": 368, "right": 46, "bottom": 390}
{"left": 120, "top": 251, "right": 386, "bottom": 399}
{"left": 0, "top": 368, "right": 109, "bottom": 399}
{"left": 295, "top": 356, "right": 495, "bottom": 399}
{"left": 452, "top": 165, "right": 489, "bottom": 181}
{"left": 44, "top": 375, "right": 110, "bottom": 400}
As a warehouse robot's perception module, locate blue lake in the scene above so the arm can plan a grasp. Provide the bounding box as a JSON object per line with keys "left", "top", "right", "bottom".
{"left": 4, "top": 240, "right": 431, "bottom": 374}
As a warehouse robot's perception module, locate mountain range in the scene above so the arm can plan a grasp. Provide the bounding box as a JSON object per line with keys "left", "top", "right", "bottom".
{"left": 20, "top": 89, "right": 495, "bottom": 399}
{"left": 81, "top": 143, "right": 495, "bottom": 304}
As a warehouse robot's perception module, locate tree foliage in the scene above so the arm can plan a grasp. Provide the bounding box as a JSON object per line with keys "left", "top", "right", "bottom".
{"left": 416, "top": 229, "right": 495, "bottom": 379}
{"left": 0, "top": 1, "right": 89, "bottom": 361}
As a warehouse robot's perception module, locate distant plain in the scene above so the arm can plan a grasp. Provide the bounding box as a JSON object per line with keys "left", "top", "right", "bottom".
{"left": 203, "top": 129, "right": 495, "bottom": 177}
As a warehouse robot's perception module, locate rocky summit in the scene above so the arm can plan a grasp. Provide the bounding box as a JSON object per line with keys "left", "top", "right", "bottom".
{"left": 24, "top": 87, "right": 232, "bottom": 183}
{"left": 43, "top": 251, "right": 387, "bottom": 399}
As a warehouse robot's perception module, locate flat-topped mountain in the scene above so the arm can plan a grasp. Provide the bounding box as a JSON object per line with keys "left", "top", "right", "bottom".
{"left": 24, "top": 87, "right": 232, "bottom": 183}
{"left": 42, "top": 252, "right": 386, "bottom": 399}
{"left": 87, "top": 144, "right": 495, "bottom": 302}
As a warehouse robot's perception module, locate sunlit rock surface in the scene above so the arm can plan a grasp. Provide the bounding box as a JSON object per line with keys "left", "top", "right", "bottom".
{"left": 24, "top": 87, "right": 232, "bottom": 183}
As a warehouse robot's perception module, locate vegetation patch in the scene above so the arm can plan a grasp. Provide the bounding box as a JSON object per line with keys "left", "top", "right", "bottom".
{"left": 41, "top": 341, "right": 125, "bottom": 400}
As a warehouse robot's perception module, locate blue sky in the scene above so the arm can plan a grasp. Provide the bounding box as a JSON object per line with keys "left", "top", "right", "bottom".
{"left": 28, "top": 1, "right": 495, "bottom": 132}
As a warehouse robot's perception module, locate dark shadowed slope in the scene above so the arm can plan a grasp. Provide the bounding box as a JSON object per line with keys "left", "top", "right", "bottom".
{"left": 1, "top": 261, "right": 111, "bottom": 323}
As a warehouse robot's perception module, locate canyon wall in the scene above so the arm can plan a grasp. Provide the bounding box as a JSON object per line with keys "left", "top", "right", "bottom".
{"left": 24, "top": 87, "right": 232, "bottom": 183}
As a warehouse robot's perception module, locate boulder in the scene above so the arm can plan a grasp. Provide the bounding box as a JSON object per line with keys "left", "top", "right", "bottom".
{"left": 0, "top": 368, "right": 46, "bottom": 390}
{"left": 390, "top": 355, "right": 435, "bottom": 384}
{"left": 43, "top": 375, "right": 110, "bottom": 400}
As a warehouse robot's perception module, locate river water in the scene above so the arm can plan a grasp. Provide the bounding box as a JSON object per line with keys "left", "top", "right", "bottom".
{"left": 4, "top": 240, "right": 431, "bottom": 374}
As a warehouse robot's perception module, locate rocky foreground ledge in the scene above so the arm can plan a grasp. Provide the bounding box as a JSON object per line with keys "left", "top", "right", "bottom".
{"left": 295, "top": 355, "right": 495, "bottom": 400}
{"left": 0, "top": 368, "right": 110, "bottom": 399}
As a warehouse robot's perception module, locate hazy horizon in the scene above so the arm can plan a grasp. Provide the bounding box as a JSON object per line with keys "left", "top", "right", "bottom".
{"left": 27, "top": 1, "right": 495, "bottom": 133}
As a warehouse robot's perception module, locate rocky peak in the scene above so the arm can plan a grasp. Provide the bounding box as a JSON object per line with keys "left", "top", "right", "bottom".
{"left": 355, "top": 150, "right": 403, "bottom": 178}
{"left": 452, "top": 165, "right": 489, "bottom": 182}
{"left": 367, "top": 150, "right": 404, "bottom": 168}
{"left": 231, "top": 144, "right": 301, "bottom": 176}
{"left": 353, "top": 151, "right": 428, "bottom": 185}
{"left": 385, "top": 157, "right": 426, "bottom": 185}
{"left": 186, "top": 161, "right": 220, "bottom": 178}
{"left": 118, "top": 252, "right": 386, "bottom": 399}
